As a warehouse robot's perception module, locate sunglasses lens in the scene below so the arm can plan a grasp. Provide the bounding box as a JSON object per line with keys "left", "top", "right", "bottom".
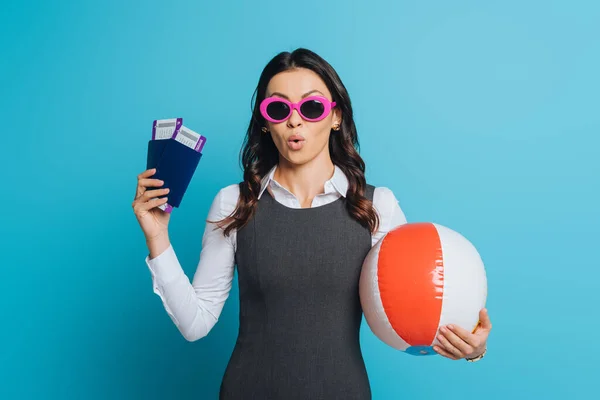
{"left": 266, "top": 101, "right": 290, "bottom": 121}
{"left": 300, "top": 100, "right": 325, "bottom": 119}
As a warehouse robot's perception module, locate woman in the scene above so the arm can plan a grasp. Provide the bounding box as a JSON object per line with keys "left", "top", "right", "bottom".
{"left": 132, "top": 48, "right": 492, "bottom": 399}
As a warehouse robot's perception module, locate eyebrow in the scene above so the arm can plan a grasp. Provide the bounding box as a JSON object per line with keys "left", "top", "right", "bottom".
{"left": 267, "top": 89, "right": 325, "bottom": 100}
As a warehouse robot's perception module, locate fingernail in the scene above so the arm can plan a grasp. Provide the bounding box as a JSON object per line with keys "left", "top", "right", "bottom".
{"left": 440, "top": 326, "right": 447, "bottom": 333}
{"left": 448, "top": 325, "right": 454, "bottom": 330}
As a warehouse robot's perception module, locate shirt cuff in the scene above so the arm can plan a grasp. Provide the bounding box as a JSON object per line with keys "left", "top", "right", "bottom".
{"left": 145, "top": 244, "right": 183, "bottom": 285}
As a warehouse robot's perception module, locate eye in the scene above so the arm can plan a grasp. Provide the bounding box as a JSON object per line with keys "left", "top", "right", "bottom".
{"left": 300, "top": 100, "right": 325, "bottom": 118}
{"left": 266, "top": 101, "right": 290, "bottom": 120}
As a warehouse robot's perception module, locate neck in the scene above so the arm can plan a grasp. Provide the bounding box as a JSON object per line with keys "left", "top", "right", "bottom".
{"left": 274, "top": 151, "right": 335, "bottom": 208}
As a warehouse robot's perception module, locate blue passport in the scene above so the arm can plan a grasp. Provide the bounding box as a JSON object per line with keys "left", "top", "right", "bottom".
{"left": 146, "top": 138, "right": 203, "bottom": 210}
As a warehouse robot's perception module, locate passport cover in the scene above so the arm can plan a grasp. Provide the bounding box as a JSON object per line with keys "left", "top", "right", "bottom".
{"left": 146, "top": 139, "right": 202, "bottom": 208}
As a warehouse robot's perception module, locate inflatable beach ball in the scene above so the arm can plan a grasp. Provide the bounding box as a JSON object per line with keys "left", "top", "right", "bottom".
{"left": 359, "top": 222, "right": 487, "bottom": 356}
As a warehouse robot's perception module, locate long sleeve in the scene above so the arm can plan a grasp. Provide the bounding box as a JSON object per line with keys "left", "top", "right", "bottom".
{"left": 372, "top": 186, "right": 408, "bottom": 246}
{"left": 145, "top": 184, "right": 239, "bottom": 342}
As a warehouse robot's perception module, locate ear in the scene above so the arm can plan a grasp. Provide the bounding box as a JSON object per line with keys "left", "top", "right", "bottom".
{"left": 332, "top": 108, "right": 342, "bottom": 126}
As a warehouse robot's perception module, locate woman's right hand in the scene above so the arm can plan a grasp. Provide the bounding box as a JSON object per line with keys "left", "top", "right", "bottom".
{"left": 132, "top": 168, "right": 171, "bottom": 242}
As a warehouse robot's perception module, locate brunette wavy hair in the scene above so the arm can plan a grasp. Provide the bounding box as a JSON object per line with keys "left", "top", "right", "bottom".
{"left": 215, "top": 48, "right": 379, "bottom": 236}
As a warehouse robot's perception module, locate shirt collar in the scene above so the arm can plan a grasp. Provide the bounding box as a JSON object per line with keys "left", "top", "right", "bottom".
{"left": 258, "top": 164, "right": 349, "bottom": 199}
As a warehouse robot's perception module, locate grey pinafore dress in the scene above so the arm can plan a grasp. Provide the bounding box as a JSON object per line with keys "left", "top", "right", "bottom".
{"left": 219, "top": 184, "right": 375, "bottom": 399}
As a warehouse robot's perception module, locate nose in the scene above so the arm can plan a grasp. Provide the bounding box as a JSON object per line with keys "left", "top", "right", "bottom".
{"left": 286, "top": 107, "right": 303, "bottom": 128}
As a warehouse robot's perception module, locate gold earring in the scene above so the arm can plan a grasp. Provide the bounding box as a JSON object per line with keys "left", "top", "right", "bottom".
{"left": 332, "top": 124, "right": 340, "bottom": 131}
{"left": 261, "top": 127, "right": 269, "bottom": 133}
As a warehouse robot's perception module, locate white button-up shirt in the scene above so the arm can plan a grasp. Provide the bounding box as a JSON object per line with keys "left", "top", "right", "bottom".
{"left": 145, "top": 165, "right": 407, "bottom": 342}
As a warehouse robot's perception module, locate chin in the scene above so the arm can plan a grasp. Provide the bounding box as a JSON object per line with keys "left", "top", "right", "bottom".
{"left": 281, "top": 150, "right": 317, "bottom": 166}
{"left": 282, "top": 154, "right": 311, "bottom": 166}
{"left": 275, "top": 138, "right": 329, "bottom": 166}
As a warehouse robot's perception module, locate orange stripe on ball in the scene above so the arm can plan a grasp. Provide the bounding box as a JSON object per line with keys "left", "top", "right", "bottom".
{"left": 378, "top": 223, "right": 444, "bottom": 346}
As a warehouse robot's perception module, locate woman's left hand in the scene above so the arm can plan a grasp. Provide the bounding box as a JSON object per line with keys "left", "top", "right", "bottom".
{"left": 433, "top": 308, "right": 492, "bottom": 360}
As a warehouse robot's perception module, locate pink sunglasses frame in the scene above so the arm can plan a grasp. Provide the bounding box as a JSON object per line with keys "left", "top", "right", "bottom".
{"left": 260, "top": 95, "right": 337, "bottom": 123}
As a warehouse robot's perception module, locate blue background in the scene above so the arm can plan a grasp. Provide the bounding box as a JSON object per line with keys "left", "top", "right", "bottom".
{"left": 2, "top": 0, "right": 598, "bottom": 399}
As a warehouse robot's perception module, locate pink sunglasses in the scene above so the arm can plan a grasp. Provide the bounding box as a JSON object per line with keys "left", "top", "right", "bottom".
{"left": 260, "top": 95, "right": 337, "bottom": 123}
